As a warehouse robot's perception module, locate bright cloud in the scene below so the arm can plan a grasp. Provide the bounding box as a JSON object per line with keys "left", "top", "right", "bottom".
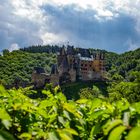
{"left": 9, "top": 43, "right": 20, "bottom": 52}
{"left": 0, "top": 0, "right": 140, "bottom": 53}
{"left": 41, "top": 32, "right": 68, "bottom": 44}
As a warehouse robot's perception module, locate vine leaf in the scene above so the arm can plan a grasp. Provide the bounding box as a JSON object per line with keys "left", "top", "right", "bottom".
{"left": 108, "top": 125, "right": 126, "bottom": 140}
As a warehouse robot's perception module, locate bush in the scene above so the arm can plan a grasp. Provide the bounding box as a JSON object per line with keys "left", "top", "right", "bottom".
{"left": 0, "top": 85, "right": 140, "bottom": 140}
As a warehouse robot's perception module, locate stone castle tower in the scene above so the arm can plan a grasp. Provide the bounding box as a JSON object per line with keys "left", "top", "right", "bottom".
{"left": 32, "top": 46, "right": 105, "bottom": 88}
{"left": 57, "top": 46, "right": 76, "bottom": 84}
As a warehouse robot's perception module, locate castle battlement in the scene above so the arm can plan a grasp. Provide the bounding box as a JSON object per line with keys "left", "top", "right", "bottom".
{"left": 32, "top": 46, "right": 105, "bottom": 88}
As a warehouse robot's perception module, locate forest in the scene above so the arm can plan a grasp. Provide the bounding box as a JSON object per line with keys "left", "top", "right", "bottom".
{"left": 0, "top": 45, "right": 140, "bottom": 88}
{"left": 0, "top": 45, "right": 140, "bottom": 140}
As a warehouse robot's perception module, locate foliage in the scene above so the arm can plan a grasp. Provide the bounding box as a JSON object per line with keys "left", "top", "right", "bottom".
{"left": 111, "top": 73, "right": 124, "bottom": 82}
{"left": 0, "top": 85, "right": 140, "bottom": 140}
{"left": 2, "top": 49, "right": 10, "bottom": 56}
{"left": 0, "top": 50, "right": 56, "bottom": 88}
{"left": 0, "top": 45, "right": 140, "bottom": 89}
{"left": 106, "top": 48, "right": 140, "bottom": 79}
{"left": 126, "top": 71, "right": 140, "bottom": 82}
{"left": 108, "top": 81, "right": 140, "bottom": 103}
{"left": 79, "top": 86, "right": 103, "bottom": 99}
{"left": 20, "top": 45, "right": 60, "bottom": 53}
{"left": 62, "top": 81, "right": 108, "bottom": 100}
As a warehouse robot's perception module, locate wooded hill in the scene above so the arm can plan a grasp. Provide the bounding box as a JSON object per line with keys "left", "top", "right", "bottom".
{"left": 0, "top": 45, "right": 140, "bottom": 140}
{"left": 0, "top": 45, "right": 140, "bottom": 88}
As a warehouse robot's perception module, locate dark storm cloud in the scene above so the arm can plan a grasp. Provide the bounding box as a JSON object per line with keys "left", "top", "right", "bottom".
{"left": 42, "top": 4, "right": 140, "bottom": 53}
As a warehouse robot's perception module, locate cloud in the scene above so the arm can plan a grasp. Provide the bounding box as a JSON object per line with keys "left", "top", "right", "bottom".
{"left": 9, "top": 43, "right": 20, "bottom": 52}
{"left": 0, "top": 0, "right": 44, "bottom": 51}
{"left": 41, "top": 4, "right": 140, "bottom": 52}
{"left": 126, "top": 39, "right": 140, "bottom": 51}
{"left": 41, "top": 32, "right": 67, "bottom": 44}
{"left": 0, "top": 0, "right": 140, "bottom": 53}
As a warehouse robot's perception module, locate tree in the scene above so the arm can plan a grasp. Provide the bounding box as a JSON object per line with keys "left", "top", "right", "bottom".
{"left": 112, "top": 73, "right": 124, "bottom": 82}
{"left": 3, "top": 49, "right": 9, "bottom": 56}
{"left": 127, "top": 71, "right": 140, "bottom": 83}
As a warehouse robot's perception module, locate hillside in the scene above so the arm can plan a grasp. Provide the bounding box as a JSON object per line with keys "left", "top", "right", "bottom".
{"left": 106, "top": 48, "right": 140, "bottom": 78}
{"left": 0, "top": 50, "right": 56, "bottom": 88}
{"left": 0, "top": 46, "right": 140, "bottom": 140}
{"left": 0, "top": 45, "right": 140, "bottom": 88}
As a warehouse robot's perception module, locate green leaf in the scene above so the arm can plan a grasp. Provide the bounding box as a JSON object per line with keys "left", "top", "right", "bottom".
{"left": 63, "top": 128, "right": 78, "bottom": 136}
{"left": 0, "top": 109, "right": 11, "bottom": 120}
{"left": 38, "top": 109, "right": 48, "bottom": 118}
{"left": 89, "top": 109, "right": 105, "bottom": 120}
{"left": 58, "top": 116, "right": 66, "bottom": 126}
{"left": 55, "top": 128, "right": 78, "bottom": 140}
{"left": 19, "top": 133, "right": 32, "bottom": 139}
{"left": 104, "top": 119, "right": 123, "bottom": 135}
{"left": 2, "top": 120, "right": 11, "bottom": 130}
{"left": 0, "top": 85, "right": 7, "bottom": 95}
{"left": 90, "top": 123, "right": 101, "bottom": 138}
{"left": 48, "top": 114, "right": 58, "bottom": 125}
{"left": 127, "top": 127, "right": 140, "bottom": 140}
{"left": 63, "top": 103, "right": 81, "bottom": 118}
{"left": 59, "top": 133, "right": 73, "bottom": 140}
{"left": 48, "top": 131, "right": 60, "bottom": 140}
{"left": 90, "top": 98, "right": 103, "bottom": 112}
{"left": 76, "top": 99, "right": 88, "bottom": 104}
{"left": 108, "top": 126, "right": 126, "bottom": 140}
{"left": 0, "top": 130, "right": 15, "bottom": 140}
{"left": 39, "top": 100, "right": 54, "bottom": 108}
{"left": 63, "top": 110, "right": 71, "bottom": 120}
{"left": 131, "top": 102, "right": 140, "bottom": 114}
{"left": 56, "top": 92, "right": 67, "bottom": 102}
{"left": 115, "top": 99, "right": 130, "bottom": 112}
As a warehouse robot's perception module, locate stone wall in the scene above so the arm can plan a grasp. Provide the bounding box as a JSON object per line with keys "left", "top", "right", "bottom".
{"left": 69, "top": 69, "right": 76, "bottom": 82}
{"left": 32, "top": 72, "right": 50, "bottom": 88}
{"left": 50, "top": 74, "right": 59, "bottom": 86}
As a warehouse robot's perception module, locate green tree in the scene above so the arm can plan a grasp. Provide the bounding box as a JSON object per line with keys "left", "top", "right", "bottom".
{"left": 3, "top": 49, "right": 9, "bottom": 56}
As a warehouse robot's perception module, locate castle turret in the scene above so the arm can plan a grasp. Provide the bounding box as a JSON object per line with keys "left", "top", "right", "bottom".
{"left": 92, "top": 51, "right": 105, "bottom": 80}
{"left": 50, "top": 64, "right": 59, "bottom": 86}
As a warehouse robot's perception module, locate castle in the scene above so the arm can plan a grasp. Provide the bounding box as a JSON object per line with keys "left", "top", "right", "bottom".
{"left": 32, "top": 46, "right": 105, "bottom": 88}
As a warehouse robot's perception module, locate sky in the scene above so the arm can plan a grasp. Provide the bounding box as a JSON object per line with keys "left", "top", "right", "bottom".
{"left": 0, "top": 0, "right": 140, "bottom": 53}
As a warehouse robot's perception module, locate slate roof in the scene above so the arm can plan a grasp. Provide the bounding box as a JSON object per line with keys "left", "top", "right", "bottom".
{"left": 77, "top": 48, "right": 91, "bottom": 58}
{"left": 60, "top": 46, "right": 66, "bottom": 55}
{"left": 34, "top": 67, "right": 45, "bottom": 74}
{"left": 67, "top": 46, "right": 75, "bottom": 55}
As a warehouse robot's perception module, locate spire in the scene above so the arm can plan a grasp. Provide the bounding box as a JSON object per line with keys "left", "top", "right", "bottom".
{"left": 62, "top": 56, "right": 69, "bottom": 69}
{"left": 95, "top": 52, "right": 100, "bottom": 60}
{"left": 67, "top": 46, "right": 74, "bottom": 55}
{"left": 60, "top": 46, "right": 66, "bottom": 55}
{"left": 51, "top": 64, "right": 59, "bottom": 75}
{"left": 101, "top": 53, "right": 105, "bottom": 60}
